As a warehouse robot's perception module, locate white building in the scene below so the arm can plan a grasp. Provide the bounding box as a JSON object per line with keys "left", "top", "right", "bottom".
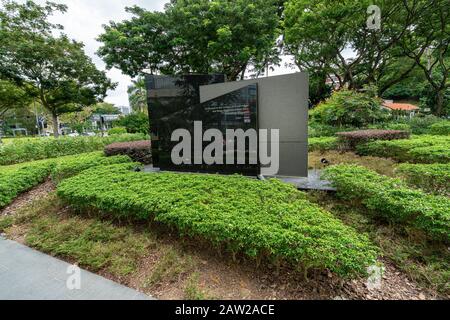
{"left": 115, "top": 105, "right": 131, "bottom": 115}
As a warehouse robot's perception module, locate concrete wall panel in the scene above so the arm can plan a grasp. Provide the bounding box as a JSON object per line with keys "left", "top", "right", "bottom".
{"left": 200, "top": 73, "right": 309, "bottom": 177}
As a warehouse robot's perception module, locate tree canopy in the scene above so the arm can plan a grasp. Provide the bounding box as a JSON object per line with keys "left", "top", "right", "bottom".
{"left": 310, "top": 86, "right": 389, "bottom": 128}
{"left": 0, "top": 79, "right": 33, "bottom": 117}
{"left": 283, "top": 0, "right": 449, "bottom": 115}
{"left": 127, "top": 77, "right": 147, "bottom": 114}
{"left": 98, "top": 0, "right": 281, "bottom": 80}
{"left": 398, "top": 0, "right": 450, "bottom": 115}
{"left": 0, "top": 0, "right": 116, "bottom": 137}
{"left": 283, "top": 0, "right": 422, "bottom": 89}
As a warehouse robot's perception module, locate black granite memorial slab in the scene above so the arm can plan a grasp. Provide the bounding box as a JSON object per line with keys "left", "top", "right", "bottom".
{"left": 147, "top": 74, "right": 259, "bottom": 175}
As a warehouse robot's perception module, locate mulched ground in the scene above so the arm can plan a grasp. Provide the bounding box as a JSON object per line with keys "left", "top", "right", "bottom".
{"left": 1, "top": 180, "right": 56, "bottom": 217}
{"left": 1, "top": 182, "right": 443, "bottom": 300}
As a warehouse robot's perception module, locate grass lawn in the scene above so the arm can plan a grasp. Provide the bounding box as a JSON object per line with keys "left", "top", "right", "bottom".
{"left": 309, "top": 150, "right": 397, "bottom": 176}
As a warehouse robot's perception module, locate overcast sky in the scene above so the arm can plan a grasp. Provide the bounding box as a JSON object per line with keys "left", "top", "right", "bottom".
{"left": 28, "top": 0, "right": 299, "bottom": 107}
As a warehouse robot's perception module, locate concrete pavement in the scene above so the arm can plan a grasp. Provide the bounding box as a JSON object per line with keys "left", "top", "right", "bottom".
{"left": 0, "top": 236, "right": 152, "bottom": 300}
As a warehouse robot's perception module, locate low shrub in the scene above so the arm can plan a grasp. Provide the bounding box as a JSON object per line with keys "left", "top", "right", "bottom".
{"left": 0, "top": 160, "right": 54, "bottom": 208}
{"left": 384, "top": 123, "right": 412, "bottom": 132}
{"left": 108, "top": 127, "right": 128, "bottom": 135}
{"left": 356, "top": 135, "right": 450, "bottom": 163}
{"left": 104, "top": 140, "right": 152, "bottom": 164}
{"left": 51, "top": 152, "right": 134, "bottom": 183}
{"left": 407, "top": 145, "right": 450, "bottom": 164}
{"left": 337, "top": 130, "right": 410, "bottom": 150}
{"left": 0, "top": 152, "right": 137, "bottom": 208}
{"left": 323, "top": 165, "right": 450, "bottom": 242}
{"left": 403, "top": 115, "right": 443, "bottom": 135}
{"left": 114, "top": 112, "right": 149, "bottom": 134}
{"left": 0, "top": 133, "right": 147, "bottom": 165}
{"left": 57, "top": 164, "right": 378, "bottom": 277}
{"left": 309, "top": 87, "right": 389, "bottom": 127}
{"left": 395, "top": 163, "right": 450, "bottom": 196}
{"left": 309, "top": 124, "right": 357, "bottom": 138}
{"left": 429, "top": 121, "right": 450, "bottom": 136}
{"left": 309, "top": 137, "right": 339, "bottom": 152}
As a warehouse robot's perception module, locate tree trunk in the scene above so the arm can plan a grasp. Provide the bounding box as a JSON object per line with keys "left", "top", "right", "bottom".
{"left": 436, "top": 90, "right": 444, "bottom": 116}
{"left": 52, "top": 113, "right": 60, "bottom": 138}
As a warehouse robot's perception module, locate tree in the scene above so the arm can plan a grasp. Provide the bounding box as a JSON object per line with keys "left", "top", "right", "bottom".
{"left": 59, "top": 107, "right": 94, "bottom": 134}
{"left": 310, "top": 86, "right": 390, "bottom": 128}
{"left": 127, "top": 77, "right": 147, "bottom": 114}
{"left": 116, "top": 112, "right": 149, "bottom": 135}
{"left": 0, "top": 80, "right": 35, "bottom": 141}
{"left": 283, "top": 0, "right": 431, "bottom": 97}
{"left": 0, "top": 79, "right": 33, "bottom": 117}
{"left": 92, "top": 102, "right": 120, "bottom": 115}
{"left": 283, "top": 0, "right": 347, "bottom": 98}
{"left": 380, "top": 56, "right": 450, "bottom": 115}
{"left": 378, "top": 57, "right": 426, "bottom": 99}
{"left": 98, "top": 0, "right": 281, "bottom": 80}
{"left": 399, "top": 0, "right": 449, "bottom": 116}
{"left": 0, "top": 1, "right": 116, "bottom": 137}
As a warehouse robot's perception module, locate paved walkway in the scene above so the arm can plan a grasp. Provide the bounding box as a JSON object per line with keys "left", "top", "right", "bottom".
{"left": 281, "top": 169, "right": 336, "bottom": 192}
{"left": 0, "top": 236, "right": 152, "bottom": 300}
{"left": 144, "top": 165, "right": 336, "bottom": 192}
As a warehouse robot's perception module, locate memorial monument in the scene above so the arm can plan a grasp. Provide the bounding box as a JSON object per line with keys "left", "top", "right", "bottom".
{"left": 146, "top": 73, "right": 308, "bottom": 177}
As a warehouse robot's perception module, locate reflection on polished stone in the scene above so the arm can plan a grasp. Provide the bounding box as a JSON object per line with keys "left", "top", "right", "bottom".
{"left": 147, "top": 74, "right": 259, "bottom": 175}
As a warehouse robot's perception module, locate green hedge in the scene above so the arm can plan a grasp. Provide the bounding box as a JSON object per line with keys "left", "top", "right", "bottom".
{"left": 308, "top": 125, "right": 357, "bottom": 138}
{"left": 323, "top": 165, "right": 450, "bottom": 242}
{"left": 57, "top": 164, "right": 378, "bottom": 277}
{"left": 356, "top": 135, "right": 450, "bottom": 163}
{"left": 395, "top": 163, "right": 450, "bottom": 196}
{"left": 408, "top": 145, "right": 450, "bottom": 164}
{"left": 0, "top": 152, "right": 135, "bottom": 208}
{"left": 108, "top": 127, "right": 128, "bottom": 135}
{"left": 309, "top": 137, "right": 339, "bottom": 152}
{"left": 429, "top": 121, "right": 450, "bottom": 136}
{"left": 384, "top": 123, "right": 412, "bottom": 132}
{"left": 0, "top": 134, "right": 147, "bottom": 165}
{"left": 336, "top": 129, "right": 410, "bottom": 150}
{"left": 398, "top": 115, "right": 443, "bottom": 135}
{"left": 50, "top": 152, "right": 134, "bottom": 183}
{"left": 0, "top": 160, "right": 54, "bottom": 208}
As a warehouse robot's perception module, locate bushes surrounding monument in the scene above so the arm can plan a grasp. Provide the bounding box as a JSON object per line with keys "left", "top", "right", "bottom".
{"left": 50, "top": 152, "right": 134, "bottom": 183}
{"left": 356, "top": 135, "right": 450, "bottom": 163}
{"left": 104, "top": 140, "right": 152, "bottom": 164}
{"left": 0, "top": 160, "right": 54, "bottom": 208}
{"left": 430, "top": 121, "right": 450, "bottom": 136}
{"left": 57, "top": 163, "right": 378, "bottom": 277}
{"left": 309, "top": 88, "right": 389, "bottom": 128}
{"left": 0, "top": 152, "right": 135, "bottom": 208}
{"left": 324, "top": 165, "right": 450, "bottom": 242}
{"left": 395, "top": 163, "right": 450, "bottom": 196}
{"left": 308, "top": 137, "right": 339, "bottom": 152}
{"left": 0, "top": 134, "right": 146, "bottom": 165}
{"left": 336, "top": 130, "right": 410, "bottom": 150}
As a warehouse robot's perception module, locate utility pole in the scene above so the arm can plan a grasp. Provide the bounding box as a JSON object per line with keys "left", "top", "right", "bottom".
{"left": 34, "top": 99, "right": 41, "bottom": 136}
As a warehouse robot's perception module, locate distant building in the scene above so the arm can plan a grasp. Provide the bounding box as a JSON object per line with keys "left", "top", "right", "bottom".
{"left": 115, "top": 105, "right": 131, "bottom": 115}
{"left": 382, "top": 100, "right": 420, "bottom": 118}
{"left": 91, "top": 114, "right": 121, "bottom": 131}
{"left": 326, "top": 74, "right": 343, "bottom": 90}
